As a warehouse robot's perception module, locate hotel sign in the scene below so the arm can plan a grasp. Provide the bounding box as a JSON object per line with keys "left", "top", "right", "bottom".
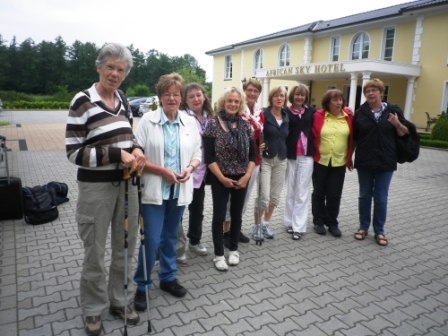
{"left": 266, "top": 63, "right": 347, "bottom": 77}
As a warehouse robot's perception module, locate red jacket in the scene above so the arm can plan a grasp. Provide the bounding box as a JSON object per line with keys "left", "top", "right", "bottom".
{"left": 312, "top": 107, "right": 354, "bottom": 168}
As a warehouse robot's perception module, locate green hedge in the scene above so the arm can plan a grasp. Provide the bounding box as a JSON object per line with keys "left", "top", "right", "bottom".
{"left": 431, "top": 114, "right": 448, "bottom": 142}
{"left": 420, "top": 138, "right": 448, "bottom": 149}
{"left": 3, "top": 100, "right": 69, "bottom": 110}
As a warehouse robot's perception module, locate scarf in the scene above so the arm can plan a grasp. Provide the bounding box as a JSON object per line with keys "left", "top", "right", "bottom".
{"left": 219, "top": 111, "right": 248, "bottom": 163}
{"left": 289, "top": 105, "right": 306, "bottom": 117}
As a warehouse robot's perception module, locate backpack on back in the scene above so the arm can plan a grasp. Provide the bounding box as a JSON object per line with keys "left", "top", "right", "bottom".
{"left": 22, "top": 185, "right": 59, "bottom": 225}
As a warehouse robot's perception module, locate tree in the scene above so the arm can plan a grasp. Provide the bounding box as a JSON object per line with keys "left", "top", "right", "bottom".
{"left": 0, "top": 37, "right": 210, "bottom": 98}
{"left": 66, "top": 41, "right": 99, "bottom": 92}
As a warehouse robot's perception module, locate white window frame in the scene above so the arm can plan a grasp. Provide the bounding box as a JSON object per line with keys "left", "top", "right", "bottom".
{"left": 279, "top": 44, "right": 290, "bottom": 67}
{"left": 382, "top": 27, "right": 395, "bottom": 61}
{"left": 351, "top": 32, "right": 370, "bottom": 60}
{"left": 224, "top": 55, "right": 232, "bottom": 80}
{"left": 254, "top": 49, "right": 263, "bottom": 75}
{"left": 331, "top": 36, "right": 340, "bottom": 62}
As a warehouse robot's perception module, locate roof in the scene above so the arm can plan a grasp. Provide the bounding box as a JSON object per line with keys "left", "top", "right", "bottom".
{"left": 205, "top": 0, "right": 448, "bottom": 55}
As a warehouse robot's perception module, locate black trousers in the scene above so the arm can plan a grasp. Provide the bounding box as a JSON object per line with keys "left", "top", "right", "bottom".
{"left": 312, "top": 162, "right": 346, "bottom": 227}
{"left": 187, "top": 182, "right": 205, "bottom": 245}
{"left": 210, "top": 173, "right": 247, "bottom": 256}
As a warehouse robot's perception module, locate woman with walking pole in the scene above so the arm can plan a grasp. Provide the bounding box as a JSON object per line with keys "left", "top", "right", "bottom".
{"left": 65, "top": 43, "right": 145, "bottom": 336}
{"left": 133, "top": 73, "right": 201, "bottom": 310}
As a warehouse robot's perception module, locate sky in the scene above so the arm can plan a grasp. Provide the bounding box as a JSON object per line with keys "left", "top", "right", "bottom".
{"left": 0, "top": 0, "right": 408, "bottom": 81}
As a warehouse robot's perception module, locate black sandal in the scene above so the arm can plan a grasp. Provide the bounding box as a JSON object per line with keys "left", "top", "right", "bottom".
{"left": 292, "top": 232, "right": 302, "bottom": 240}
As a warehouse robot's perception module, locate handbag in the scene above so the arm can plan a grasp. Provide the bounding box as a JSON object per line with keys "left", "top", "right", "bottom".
{"left": 396, "top": 120, "right": 420, "bottom": 163}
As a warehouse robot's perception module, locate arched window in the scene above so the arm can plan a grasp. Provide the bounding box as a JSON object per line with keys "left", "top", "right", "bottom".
{"left": 351, "top": 32, "right": 370, "bottom": 60}
{"left": 254, "top": 49, "right": 263, "bottom": 75}
{"left": 279, "top": 44, "right": 290, "bottom": 67}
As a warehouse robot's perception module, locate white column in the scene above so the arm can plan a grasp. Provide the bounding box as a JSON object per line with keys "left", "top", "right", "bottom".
{"left": 404, "top": 77, "right": 416, "bottom": 119}
{"left": 303, "top": 37, "right": 313, "bottom": 64}
{"left": 262, "top": 78, "right": 270, "bottom": 107}
{"left": 360, "top": 72, "right": 371, "bottom": 105}
{"left": 349, "top": 73, "right": 358, "bottom": 111}
{"left": 240, "top": 50, "right": 245, "bottom": 86}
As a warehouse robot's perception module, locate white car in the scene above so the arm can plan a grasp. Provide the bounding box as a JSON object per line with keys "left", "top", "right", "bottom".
{"left": 138, "top": 96, "right": 159, "bottom": 117}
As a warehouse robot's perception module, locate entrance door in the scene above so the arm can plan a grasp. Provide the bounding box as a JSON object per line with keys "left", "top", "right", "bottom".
{"left": 344, "top": 85, "right": 362, "bottom": 110}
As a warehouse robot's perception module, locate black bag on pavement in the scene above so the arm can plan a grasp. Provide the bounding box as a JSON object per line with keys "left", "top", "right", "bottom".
{"left": 0, "top": 176, "right": 23, "bottom": 220}
{"left": 22, "top": 185, "right": 59, "bottom": 225}
{"left": 45, "top": 181, "right": 69, "bottom": 205}
{"left": 0, "top": 135, "right": 23, "bottom": 220}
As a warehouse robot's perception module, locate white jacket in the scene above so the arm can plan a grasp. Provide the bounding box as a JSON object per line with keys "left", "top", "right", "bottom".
{"left": 135, "top": 108, "right": 202, "bottom": 206}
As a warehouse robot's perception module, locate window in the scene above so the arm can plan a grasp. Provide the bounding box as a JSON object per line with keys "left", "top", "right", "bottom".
{"left": 279, "top": 44, "right": 290, "bottom": 67}
{"left": 225, "top": 55, "right": 232, "bottom": 79}
{"left": 382, "top": 85, "right": 389, "bottom": 102}
{"left": 351, "top": 32, "right": 370, "bottom": 60}
{"left": 383, "top": 27, "right": 395, "bottom": 61}
{"left": 331, "top": 36, "right": 340, "bottom": 62}
{"left": 254, "top": 49, "right": 263, "bottom": 75}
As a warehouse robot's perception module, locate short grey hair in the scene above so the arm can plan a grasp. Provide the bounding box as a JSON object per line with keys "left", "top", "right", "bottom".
{"left": 95, "top": 43, "right": 133, "bottom": 76}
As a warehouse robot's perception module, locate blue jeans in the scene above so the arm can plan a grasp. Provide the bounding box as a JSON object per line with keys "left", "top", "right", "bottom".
{"left": 133, "top": 198, "right": 185, "bottom": 292}
{"left": 357, "top": 168, "right": 394, "bottom": 235}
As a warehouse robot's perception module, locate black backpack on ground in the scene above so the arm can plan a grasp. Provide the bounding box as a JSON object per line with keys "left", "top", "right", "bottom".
{"left": 45, "top": 181, "right": 69, "bottom": 205}
{"left": 22, "top": 185, "right": 59, "bottom": 225}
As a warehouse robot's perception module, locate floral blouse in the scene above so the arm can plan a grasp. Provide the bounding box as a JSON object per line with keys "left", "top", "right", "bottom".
{"left": 203, "top": 117, "right": 255, "bottom": 176}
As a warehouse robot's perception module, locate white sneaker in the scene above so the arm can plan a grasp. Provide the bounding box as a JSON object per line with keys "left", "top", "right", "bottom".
{"left": 251, "top": 224, "right": 264, "bottom": 241}
{"left": 262, "top": 221, "right": 274, "bottom": 239}
{"left": 189, "top": 242, "right": 208, "bottom": 256}
{"left": 176, "top": 253, "right": 187, "bottom": 265}
{"left": 228, "top": 250, "right": 240, "bottom": 266}
{"left": 213, "top": 255, "right": 228, "bottom": 271}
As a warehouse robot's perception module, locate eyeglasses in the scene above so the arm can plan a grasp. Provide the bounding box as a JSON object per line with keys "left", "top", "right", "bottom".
{"left": 162, "top": 93, "right": 181, "bottom": 99}
{"left": 364, "top": 88, "right": 379, "bottom": 94}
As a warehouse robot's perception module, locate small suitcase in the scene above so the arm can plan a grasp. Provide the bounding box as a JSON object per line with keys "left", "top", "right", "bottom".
{"left": 0, "top": 135, "right": 24, "bottom": 220}
{"left": 0, "top": 176, "right": 24, "bottom": 220}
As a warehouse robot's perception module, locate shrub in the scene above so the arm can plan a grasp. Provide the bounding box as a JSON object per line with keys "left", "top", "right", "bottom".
{"left": 420, "top": 138, "right": 448, "bottom": 149}
{"left": 126, "top": 84, "right": 151, "bottom": 97}
{"left": 431, "top": 113, "right": 448, "bottom": 141}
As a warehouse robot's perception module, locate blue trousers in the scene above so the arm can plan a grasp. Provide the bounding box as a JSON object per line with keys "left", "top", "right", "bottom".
{"left": 133, "top": 198, "right": 185, "bottom": 292}
{"left": 357, "top": 168, "right": 394, "bottom": 235}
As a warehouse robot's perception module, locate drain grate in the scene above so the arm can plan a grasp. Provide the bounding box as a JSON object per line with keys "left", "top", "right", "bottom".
{"left": 18, "top": 139, "right": 27, "bottom": 151}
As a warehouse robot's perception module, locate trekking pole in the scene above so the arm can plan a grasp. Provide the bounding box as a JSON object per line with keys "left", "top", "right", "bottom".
{"left": 256, "top": 135, "right": 265, "bottom": 246}
{"left": 256, "top": 171, "right": 264, "bottom": 246}
{"left": 133, "top": 172, "right": 152, "bottom": 333}
{"left": 122, "top": 167, "right": 131, "bottom": 336}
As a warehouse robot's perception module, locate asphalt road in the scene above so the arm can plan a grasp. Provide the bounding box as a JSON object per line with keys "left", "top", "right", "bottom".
{"left": 0, "top": 110, "right": 69, "bottom": 124}
{"left": 0, "top": 110, "right": 141, "bottom": 124}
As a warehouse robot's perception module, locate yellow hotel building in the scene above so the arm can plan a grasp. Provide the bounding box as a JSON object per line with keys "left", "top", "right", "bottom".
{"left": 206, "top": 0, "right": 448, "bottom": 129}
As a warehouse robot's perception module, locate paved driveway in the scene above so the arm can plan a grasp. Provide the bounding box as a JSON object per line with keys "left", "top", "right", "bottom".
{"left": 1, "top": 112, "right": 447, "bottom": 336}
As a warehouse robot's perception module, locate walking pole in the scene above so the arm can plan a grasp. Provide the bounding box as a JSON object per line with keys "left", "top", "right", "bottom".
{"left": 122, "top": 167, "right": 132, "bottom": 336}
{"left": 256, "top": 134, "right": 265, "bottom": 246}
{"left": 255, "top": 170, "right": 264, "bottom": 246}
{"left": 133, "top": 172, "right": 152, "bottom": 333}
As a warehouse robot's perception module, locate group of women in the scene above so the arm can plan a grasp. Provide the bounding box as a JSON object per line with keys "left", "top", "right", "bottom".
{"left": 68, "top": 43, "right": 410, "bottom": 336}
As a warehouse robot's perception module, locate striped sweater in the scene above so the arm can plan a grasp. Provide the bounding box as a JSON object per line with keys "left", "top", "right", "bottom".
{"left": 65, "top": 84, "right": 142, "bottom": 182}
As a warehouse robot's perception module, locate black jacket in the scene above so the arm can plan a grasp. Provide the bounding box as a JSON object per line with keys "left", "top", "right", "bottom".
{"left": 353, "top": 102, "right": 407, "bottom": 171}
{"left": 285, "top": 105, "right": 315, "bottom": 160}
{"left": 262, "top": 107, "right": 289, "bottom": 160}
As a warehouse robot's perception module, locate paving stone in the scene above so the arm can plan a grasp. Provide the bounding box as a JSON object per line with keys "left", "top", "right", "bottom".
{"left": 1, "top": 124, "right": 448, "bottom": 336}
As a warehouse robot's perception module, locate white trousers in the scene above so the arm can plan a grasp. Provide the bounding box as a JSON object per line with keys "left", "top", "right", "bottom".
{"left": 284, "top": 157, "right": 314, "bottom": 233}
